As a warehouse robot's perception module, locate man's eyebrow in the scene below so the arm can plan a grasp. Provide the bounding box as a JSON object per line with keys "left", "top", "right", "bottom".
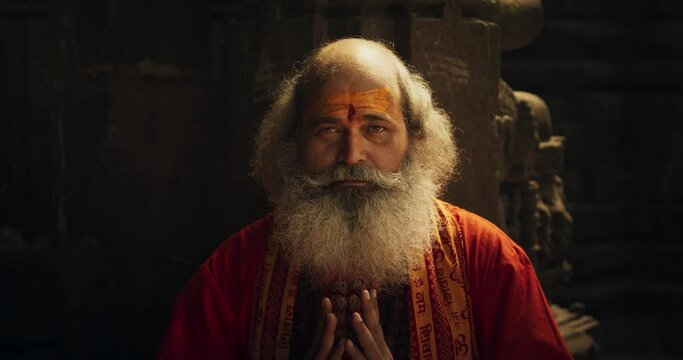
{"left": 361, "top": 113, "right": 392, "bottom": 122}
{"left": 307, "top": 116, "right": 340, "bottom": 125}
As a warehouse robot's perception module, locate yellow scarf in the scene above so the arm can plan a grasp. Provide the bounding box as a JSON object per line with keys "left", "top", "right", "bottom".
{"left": 249, "top": 200, "right": 477, "bottom": 359}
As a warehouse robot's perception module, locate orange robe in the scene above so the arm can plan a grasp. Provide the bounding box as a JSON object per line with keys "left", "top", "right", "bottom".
{"left": 157, "top": 202, "right": 571, "bottom": 359}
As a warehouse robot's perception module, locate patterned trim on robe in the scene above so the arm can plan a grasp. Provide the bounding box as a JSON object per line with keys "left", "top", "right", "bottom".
{"left": 248, "top": 199, "right": 477, "bottom": 359}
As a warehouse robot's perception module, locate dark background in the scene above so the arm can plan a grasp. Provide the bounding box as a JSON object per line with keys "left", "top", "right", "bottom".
{"left": 1, "top": 0, "right": 682, "bottom": 359}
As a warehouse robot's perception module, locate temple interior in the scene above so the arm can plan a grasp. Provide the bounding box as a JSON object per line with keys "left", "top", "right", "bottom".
{"left": 1, "top": 0, "right": 682, "bottom": 359}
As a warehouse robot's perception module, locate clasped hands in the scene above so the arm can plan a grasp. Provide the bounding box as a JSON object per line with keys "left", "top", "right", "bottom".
{"left": 308, "top": 289, "right": 393, "bottom": 360}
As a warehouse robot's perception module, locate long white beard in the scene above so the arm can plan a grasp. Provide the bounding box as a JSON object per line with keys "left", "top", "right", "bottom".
{"left": 272, "top": 160, "right": 439, "bottom": 289}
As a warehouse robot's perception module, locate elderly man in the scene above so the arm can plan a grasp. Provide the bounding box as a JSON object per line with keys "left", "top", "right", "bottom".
{"left": 157, "top": 38, "right": 571, "bottom": 359}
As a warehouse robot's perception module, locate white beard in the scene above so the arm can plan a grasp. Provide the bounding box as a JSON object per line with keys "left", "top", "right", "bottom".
{"left": 272, "top": 160, "right": 439, "bottom": 290}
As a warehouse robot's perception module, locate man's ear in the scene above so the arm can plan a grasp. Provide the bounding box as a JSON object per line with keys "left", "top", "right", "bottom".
{"left": 403, "top": 107, "right": 423, "bottom": 139}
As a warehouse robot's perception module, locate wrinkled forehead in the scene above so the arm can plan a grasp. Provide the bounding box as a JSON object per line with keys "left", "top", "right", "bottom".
{"left": 301, "top": 65, "right": 402, "bottom": 111}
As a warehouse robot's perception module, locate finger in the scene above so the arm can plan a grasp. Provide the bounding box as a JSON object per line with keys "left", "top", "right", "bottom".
{"left": 360, "top": 290, "right": 380, "bottom": 330}
{"left": 361, "top": 290, "right": 386, "bottom": 343}
{"left": 329, "top": 337, "right": 346, "bottom": 360}
{"left": 345, "top": 339, "right": 367, "bottom": 360}
{"left": 311, "top": 298, "right": 335, "bottom": 360}
{"left": 315, "top": 313, "right": 338, "bottom": 360}
{"left": 370, "top": 289, "right": 379, "bottom": 313}
{"left": 322, "top": 297, "right": 333, "bottom": 314}
{"left": 322, "top": 312, "right": 338, "bottom": 348}
{"left": 315, "top": 300, "right": 325, "bottom": 329}
{"left": 350, "top": 312, "right": 383, "bottom": 359}
{"left": 314, "top": 298, "right": 333, "bottom": 337}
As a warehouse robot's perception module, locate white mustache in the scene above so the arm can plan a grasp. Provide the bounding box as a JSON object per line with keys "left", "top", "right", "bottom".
{"left": 298, "top": 164, "right": 406, "bottom": 190}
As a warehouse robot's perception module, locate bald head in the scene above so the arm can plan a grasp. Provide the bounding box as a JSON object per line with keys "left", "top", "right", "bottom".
{"left": 303, "top": 39, "right": 403, "bottom": 82}
{"left": 300, "top": 39, "right": 405, "bottom": 112}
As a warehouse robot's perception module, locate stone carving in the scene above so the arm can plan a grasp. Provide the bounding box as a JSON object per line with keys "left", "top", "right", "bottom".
{"left": 495, "top": 85, "right": 544, "bottom": 185}
{"left": 496, "top": 82, "right": 547, "bottom": 262}
{"left": 495, "top": 83, "right": 599, "bottom": 359}
{"left": 494, "top": 81, "right": 516, "bottom": 183}
{"left": 498, "top": 88, "right": 572, "bottom": 292}
{"left": 514, "top": 91, "right": 552, "bottom": 141}
{"left": 535, "top": 137, "right": 574, "bottom": 291}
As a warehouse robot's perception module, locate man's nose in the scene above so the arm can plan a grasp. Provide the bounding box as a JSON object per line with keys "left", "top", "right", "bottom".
{"left": 339, "top": 131, "right": 366, "bottom": 166}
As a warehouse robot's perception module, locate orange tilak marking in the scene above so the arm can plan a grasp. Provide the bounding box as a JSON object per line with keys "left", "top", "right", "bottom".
{"left": 308, "top": 87, "right": 392, "bottom": 118}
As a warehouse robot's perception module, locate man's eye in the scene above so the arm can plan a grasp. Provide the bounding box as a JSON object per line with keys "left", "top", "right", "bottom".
{"left": 315, "top": 127, "right": 338, "bottom": 137}
{"left": 367, "top": 125, "right": 385, "bottom": 133}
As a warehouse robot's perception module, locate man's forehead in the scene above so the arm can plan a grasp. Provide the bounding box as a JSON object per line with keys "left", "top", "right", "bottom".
{"left": 305, "top": 87, "right": 393, "bottom": 119}
{"left": 303, "top": 67, "right": 401, "bottom": 106}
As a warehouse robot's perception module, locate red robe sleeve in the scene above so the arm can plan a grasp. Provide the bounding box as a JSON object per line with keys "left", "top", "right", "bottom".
{"left": 448, "top": 204, "right": 572, "bottom": 360}
{"left": 156, "top": 215, "right": 272, "bottom": 360}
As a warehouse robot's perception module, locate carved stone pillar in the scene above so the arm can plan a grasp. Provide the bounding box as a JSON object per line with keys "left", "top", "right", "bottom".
{"left": 477, "top": 1, "right": 601, "bottom": 356}
{"left": 534, "top": 136, "right": 574, "bottom": 296}
{"left": 495, "top": 86, "right": 600, "bottom": 358}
